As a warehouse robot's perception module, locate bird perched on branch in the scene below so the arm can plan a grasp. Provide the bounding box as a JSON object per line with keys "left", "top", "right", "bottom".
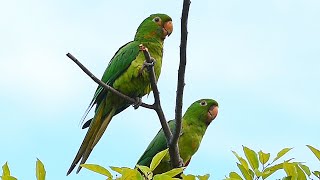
{"left": 136, "top": 99, "right": 219, "bottom": 174}
{"left": 67, "top": 13, "right": 173, "bottom": 175}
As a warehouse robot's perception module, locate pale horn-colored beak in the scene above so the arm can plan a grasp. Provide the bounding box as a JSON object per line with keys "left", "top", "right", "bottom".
{"left": 206, "top": 105, "right": 218, "bottom": 125}
{"left": 163, "top": 21, "right": 173, "bottom": 37}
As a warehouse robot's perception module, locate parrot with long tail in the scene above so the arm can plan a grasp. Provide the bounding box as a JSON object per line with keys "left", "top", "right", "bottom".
{"left": 67, "top": 13, "right": 173, "bottom": 175}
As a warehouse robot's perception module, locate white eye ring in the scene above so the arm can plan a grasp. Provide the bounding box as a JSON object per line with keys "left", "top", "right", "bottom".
{"left": 153, "top": 17, "right": 160, "bottom": 23}
{"left": 200, "top": 100, "right": 207, "bottom": 106}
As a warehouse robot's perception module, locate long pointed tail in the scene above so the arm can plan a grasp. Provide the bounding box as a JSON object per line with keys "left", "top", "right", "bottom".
{"left": 66, "top": 103, "right": 116, "bottom": 175}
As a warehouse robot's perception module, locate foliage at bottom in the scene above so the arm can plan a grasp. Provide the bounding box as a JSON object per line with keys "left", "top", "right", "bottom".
{"left": 2, "top": 145, "right": 320, "bottom": 180}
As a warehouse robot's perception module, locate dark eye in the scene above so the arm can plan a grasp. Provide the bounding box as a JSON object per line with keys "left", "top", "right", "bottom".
{"left": 200, "top": 100, "right": 207, "bottom": 106}
{"left": 153, "top": 17, "right": 160, "bottom": 23}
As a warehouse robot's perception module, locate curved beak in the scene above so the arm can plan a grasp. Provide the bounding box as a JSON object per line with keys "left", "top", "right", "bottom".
{"left": 163, "top": 21, "right": 173, "bottom": 37}
{"left": 206, "top": 105, "right": 218, "bottom": 125}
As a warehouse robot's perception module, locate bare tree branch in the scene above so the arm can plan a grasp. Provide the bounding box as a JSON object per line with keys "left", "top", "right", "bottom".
{"left": 66, "top": 53, "right": 154, "bottom": 109}
{"left": 140, "top": 45, "right": 173, "bottom": 145}
{"left": 170, "top": 0, "right": 191, "bottom": 168}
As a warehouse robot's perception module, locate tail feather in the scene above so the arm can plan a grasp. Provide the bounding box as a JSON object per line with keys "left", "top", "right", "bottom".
{"left": 81, "top": 118, "right": 92, "bottom": 129}
{"left": 66, "top": 119, "right": 98, "bottom": 175}
{"left": 75, "top": 119, "right": 101, "bottom": 174}
{"left": 92, "top": 109, "right": 115, "bottom": 147}
{"left": 79, "top": 86, "right": 105, "bottom": 126}
{"left": 76, "top": 109, "right": 116, "bottom": 173}
{"left": 67, "top": 101, "right": 115, "bottom": 175}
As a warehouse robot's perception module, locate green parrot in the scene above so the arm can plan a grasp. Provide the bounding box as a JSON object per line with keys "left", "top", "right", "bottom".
{"left": 136, "top": 99, "right": 219, "bottom": 174}
{"left": 67, "top": 13, "right": 173, "bottom": 175}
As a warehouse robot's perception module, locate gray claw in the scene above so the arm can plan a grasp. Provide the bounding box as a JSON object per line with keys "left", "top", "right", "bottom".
{"left": 139, "top": 58, "right": 156, "bottom": 75}
{"left": 133, "top": 97, "right": 142, "bottom": 109}
{"left": 144, "top": 58, "right": 155, "bottom": 68}
{"left": 179, "top": 157, "right": 184, "bottom": 167}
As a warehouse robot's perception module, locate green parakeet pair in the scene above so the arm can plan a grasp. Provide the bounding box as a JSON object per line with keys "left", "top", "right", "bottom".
{"left": 136, "top": 99, "right": 219, "bottom": 174}
{"left": 67, "top": 13, "right": 219, "bottom": 176}
{"left": 67, "top": 13, "right": 173, "bottom": 175}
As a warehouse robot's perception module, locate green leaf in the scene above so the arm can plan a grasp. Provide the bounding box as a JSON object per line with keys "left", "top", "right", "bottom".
{"left": 1, "top": 163, "right": 17, "bottom": 180}
{"left": 262, "top": 162, "right": 285, "bottom": 179}
{"left": 243, "top": 146, "right": 259, "bottom": 170}
{"left": 110, "top": 166, "right": 123, "bottom": 174}
{"left": 136, "top": 165, "right": 152, "bottom": 179}
{"left": 228, "top": 172, "right": 243, "bottom": 179}
{"left": 2, "top": 162, "right": 10, "bottom": 176}
{"left": 196, "top": 174, "right": 210, "bottom": 180}
{"left": 282, "top": 176, "right": 292, "bottom": 180}
{"left": 298, "top": 163, "right": 311, "bottom": 176}
{"left": 306, "top": 145, "right": 320, "bottom": 161}
{"left": 232, "top": 151, "right": 249, "bottom": 170}
{"left": 237, "top": 163, "right": 253, "bottom": 180}
{"left": 80, "top": 164, "right": 112, "bottom": 178}
{"left": 36, "top": 159, "right": 46, "bottom": 180}
{"left": 295, "top": 164, "right": 306, "bottom": 180}
{"left": 154, "top": 174, "right": 174, "bottom": 180}
{"left": 253, "top": 169, "right": 263, "bottom": 177}
{"left": 313, "top": 171, "right": 320, "bottom": 178}
{"left": 182, "top": 174, "right": 196, "bottom": 180}
{"left": 135, "top": 165, "right": 151, "bottom": 173}
{"left": 248, "top": 169, "right": 254, "bottom": 179}
{"left": 258, "top": 150, "right": 270, "bottom": 165}
{"left": 272, "top": 148, "right": 292, "bottom": 163}
{"left": 120, "top": 168, "right": 143, "bottom": 180}
{"left": 150, "top": 148, "right": 168, "bottom": 171}
{"left": 161, "top": 167, "right": 185, "bottom": 177}
{"left": 283, "top": 162, "right": 297, "bottom": 178}
{"left": 1, "top": 176, "right": 18, "bottom": 180}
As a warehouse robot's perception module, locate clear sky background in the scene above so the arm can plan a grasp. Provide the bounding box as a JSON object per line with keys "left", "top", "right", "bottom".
{"left": 1, "top": 0, "right": 320, "bottom": 179}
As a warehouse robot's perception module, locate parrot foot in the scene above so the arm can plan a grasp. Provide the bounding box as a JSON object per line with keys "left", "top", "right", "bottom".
{"left": 178, "top": 157, "right": 185, "bottom": 167}
{"left": 133, "top": 97, "right": 142, "bottom": 109}
{"left": 139, "top": 44, "right": 147, "bottom": 51}
{"left": 139, "top": 43, "right": 155, "bottom": 71}
{"left": 143, "top": 58, "right": 155, "bottom": 68}
{"left": 138, "top": 58, "right": 156, "bottom": 75}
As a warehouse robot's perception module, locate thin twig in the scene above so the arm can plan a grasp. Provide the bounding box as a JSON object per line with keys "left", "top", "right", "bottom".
{"left": 66, "top": 53, "right": 154, "bottom": 109}
{"left": 170, "top": 0, "right": 191, "bottom": 168}
{"left": 140, "top": 46, "right": 173, "bottom": 144}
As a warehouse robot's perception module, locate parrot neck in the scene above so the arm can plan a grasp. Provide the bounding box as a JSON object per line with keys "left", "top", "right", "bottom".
{"left": 182, "top": 117, "right": 207, "bottom": 136}
{"left": 141, "top": 41, "right": 163, "bottom": 57}
{"left": 178, "top": 118, "right": 207, "bottom": 162}
{"left": 134, "top": 32, "right": 164, "bottom": 46}
{"left": 138, "top": 39, "right": 164, "bottom": 48}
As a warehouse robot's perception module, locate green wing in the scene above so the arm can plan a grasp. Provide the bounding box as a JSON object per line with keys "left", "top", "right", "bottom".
{"left": 137, "top": 120, "right": 176, "bottom": 166}
{"left": 81, "top": 41, "right": 141, "bottom": 122}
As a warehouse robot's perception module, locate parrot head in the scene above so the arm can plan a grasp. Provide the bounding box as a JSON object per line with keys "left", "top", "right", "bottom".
{"left": 185, "top": 99, "right": 219, "bottom": 126}
{"left": 135, "top": 13, "right": 173, "bottom": 42}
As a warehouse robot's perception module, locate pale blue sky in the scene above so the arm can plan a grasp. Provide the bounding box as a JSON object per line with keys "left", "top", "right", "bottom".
{"left": 1, "top": 0, "right": 320, "bottom": 179}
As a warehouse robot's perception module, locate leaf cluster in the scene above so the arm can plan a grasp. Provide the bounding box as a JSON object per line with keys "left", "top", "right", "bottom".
{"left": 226, "top": 145, "right": 320, "bottom": 180}
{"left": 1, "top": 159, "right": 45, "bottom": 180}
{"left": 2, "top": 145, "right": 320, "bottom": 179}
{"left": 80, "top": 149, "right": 208, "bottom": 180}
